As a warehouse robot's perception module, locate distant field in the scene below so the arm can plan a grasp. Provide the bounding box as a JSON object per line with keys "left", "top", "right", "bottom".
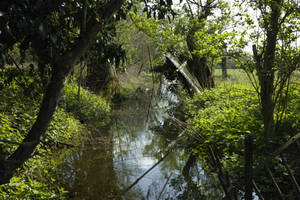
{"left": 213, "top": 69, "right": 252, "bottom": 87}
{"left": 214, "top": 69, "right": 300, "bottom": 87}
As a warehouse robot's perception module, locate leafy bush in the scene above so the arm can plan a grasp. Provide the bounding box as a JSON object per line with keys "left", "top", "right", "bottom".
{"left": 186, "top": 84, "right": 300, "bottom": 158}
{"left": 64, "top": 82, "right": 111, "bottom": 124}
{"left": 185, "top": 84, "right": 300, "bottom": 197}
{"left": 275, "top": 82, "right": 300, "bottom": 136}
{"left": 0, "top": 71, "right": 88, "bottom": 199}
{"left": 186, "top": 85, "right": 262, "bottom": 158}
{"left": 0, "top": 177, "right": 68, "bottom": 200}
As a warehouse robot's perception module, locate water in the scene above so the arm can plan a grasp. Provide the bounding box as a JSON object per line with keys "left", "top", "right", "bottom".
{"left": 61, "top": 82, "right": 222, "bottom": 200}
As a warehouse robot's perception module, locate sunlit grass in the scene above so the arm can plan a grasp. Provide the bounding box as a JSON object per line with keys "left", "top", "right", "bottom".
{"left": 214, "top": 69, "right": 300, "bottom": 89}
{"left": 213, "top": 69, "right": 253, "bottom": 87}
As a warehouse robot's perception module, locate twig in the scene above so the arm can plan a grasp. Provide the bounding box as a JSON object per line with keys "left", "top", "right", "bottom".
{"left": 272, "top": 132, "right": 300, "bottom": 156}
{"left": 138, "top": 63, "right": 144, "bottom": 75}
{"left": 281, "top": 156, "right": 300, "bottom": 198}
{"left": 245, "top": 134, "right": 253, "bottom": 200}
{"left": 77, "top": 62, "right": 85, "bottom": 101}
{"left": 7, "top": 54, "right": 23, "bottom": 72}
{"left": 157, "top": 172, "right": 173, "bottom": 200}
{"left": 208, "top": 146, "right": 232, "bottom": 199}
{"left": 252, "top": 179, "right": 264, "bottom": 200}
{"left": 0, "top": 139, "right": 22, "bottom": 145}
{"left": 56, "top": 141, "right": 76, "bottom": 148}
{"left": 254, "top": 132, "right": 300, "bottom": 174}
{"left": 267, "top": 168, "right": 284, "bottom": 199}
{"left": 0, "top": 139, "right": 38, "bottom": 147}
{"left": 120, "top": 129, "right": 187, "bottom": 196}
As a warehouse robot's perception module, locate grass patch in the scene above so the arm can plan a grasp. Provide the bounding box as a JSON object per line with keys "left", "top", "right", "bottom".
{"left": 213, "top": 69, "right": 252, "bottom": 86}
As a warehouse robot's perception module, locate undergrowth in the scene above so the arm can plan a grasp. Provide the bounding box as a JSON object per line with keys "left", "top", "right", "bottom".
{"left": 0, "top": 68, "right": 110, "bottom": 199}
{"left": 185, "top": 83, "right": 300, "bottom": 198}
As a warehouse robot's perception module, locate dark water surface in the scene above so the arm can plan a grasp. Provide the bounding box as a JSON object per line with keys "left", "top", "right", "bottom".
{"left": 61, "top": 82, "right": 221, "bottom": 200}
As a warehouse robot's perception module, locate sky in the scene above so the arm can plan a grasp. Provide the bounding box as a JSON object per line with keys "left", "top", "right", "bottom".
{"left": 171, "top": 0, "right": 300, "bottom": 53}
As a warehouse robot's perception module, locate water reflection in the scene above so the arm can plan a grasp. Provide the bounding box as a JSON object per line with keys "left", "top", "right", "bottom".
{"left": 61, "top": 81, "right": 222, "bottom": 200}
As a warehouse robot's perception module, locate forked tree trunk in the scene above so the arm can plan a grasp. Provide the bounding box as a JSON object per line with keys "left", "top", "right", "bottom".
{"left": 254, "top": 0, "right": 281, "bottom": 137}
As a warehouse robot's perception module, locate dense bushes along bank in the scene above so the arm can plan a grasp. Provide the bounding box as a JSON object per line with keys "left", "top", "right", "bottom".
{"left": 0, "top": 69, "right": 110, "bottom": 199}
{"left": 185, "top": 84, "right": 300, "bottom": 198}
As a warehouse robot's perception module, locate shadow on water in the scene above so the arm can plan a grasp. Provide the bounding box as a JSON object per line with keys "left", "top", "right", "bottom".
{"left": 60, "top": 80, "right": 223, "bottom": 200}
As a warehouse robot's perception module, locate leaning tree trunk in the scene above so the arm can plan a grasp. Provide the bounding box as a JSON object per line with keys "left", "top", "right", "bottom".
{"left": 0, "top": 0, "right": 124, "bottom": 185}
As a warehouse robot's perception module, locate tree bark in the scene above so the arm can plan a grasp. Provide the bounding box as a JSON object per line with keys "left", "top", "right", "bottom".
{"left": 221, "top": 57, "right": 228, "bottom": 79}
{"left": 86, "top": 61, "right": 120, "bottom": 99}
{"left": 256, "top": 0, "right": 281, "bottom": 137}
{"left": 0, "top": 0, "right": 124, "bottom": 185}
{"left": 186, "top": 18, "right": 214, "bottom": 89}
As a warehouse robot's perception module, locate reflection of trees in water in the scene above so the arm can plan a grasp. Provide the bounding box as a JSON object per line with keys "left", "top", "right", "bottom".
{"left": 61, "top": 124, "right": 119, "bottom": 200}
{"left": 147, "top": 91, "right": 224, "bottom": 200}
{"left": 60, "top": 86, "right": 222, "bottom": 199}
{"left": 167, "top": 157, "right": 224, "bottom": 197}
{"left": 113, "top": 92, "right": 166, "bottom": 199}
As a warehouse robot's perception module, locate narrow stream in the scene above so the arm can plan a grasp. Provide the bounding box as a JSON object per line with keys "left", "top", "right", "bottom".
{"left": 61, "top": 81, "right": 222, "bottom": 200}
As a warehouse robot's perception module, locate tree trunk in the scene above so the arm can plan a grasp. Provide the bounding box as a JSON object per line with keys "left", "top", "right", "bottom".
{"left": 255, "top": 0, "right": 281, "bottom": 137}
{"left": 186, "top": 23, "right": 214, "bottom": 89}
{"left": 0, "top": 63, "right": 70, "bottom": 184}
{"left": 221, "top": 57, "right": 228, "bottom": 80}
{"left": 0, "top": 0, "right": 124, "bottom": 185}
{"left": 187, "top": 55, "right": 214, "bottom": 89}
{"left": 86, "top": 61, "right": 120, "bottom": 99}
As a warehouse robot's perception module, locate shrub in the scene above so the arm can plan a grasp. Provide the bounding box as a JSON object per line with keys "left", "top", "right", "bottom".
{"left": 64, "top": 83, "right": 110, "bottom": 124}
{"left": 0, "top": 177, "right": 68, "bottom": 200}
{"left": 185, "top": 84, "right": 300, "bottom": 198}
{"left": 0, "top": 72, "right": 86, "bottom": 199}
{"left": 186, "top": 85, "right": 262, "bottom": 159}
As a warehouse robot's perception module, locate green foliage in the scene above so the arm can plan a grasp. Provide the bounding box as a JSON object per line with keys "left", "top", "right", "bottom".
{"left": 0, "top": 68, "right": 41, "bottom": 155}
{"left": 186, "top": 82, "right": 300, "bottom": 197}
{"left": 129, "top": 11, "right": 188, "bottom": 59}
{"left": 0, "top": 177, "right": 68, "bottom": 200}
{"left": 64, "top": 82, "right": 110, "bottom": 124}
{"left": 186, "top": 86, "right": 262, "bottom": 159}
{"left": 186, "top": 83, "right": 300, "bottom": 157}
{"left": 275, "top": 82, "right": 300, "bottom": 135}
{"left": 0, "top": 70, "right": 95, "bottom": 199}
{"left": 129, "top": 2, "right": 247, "bottom": 77}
